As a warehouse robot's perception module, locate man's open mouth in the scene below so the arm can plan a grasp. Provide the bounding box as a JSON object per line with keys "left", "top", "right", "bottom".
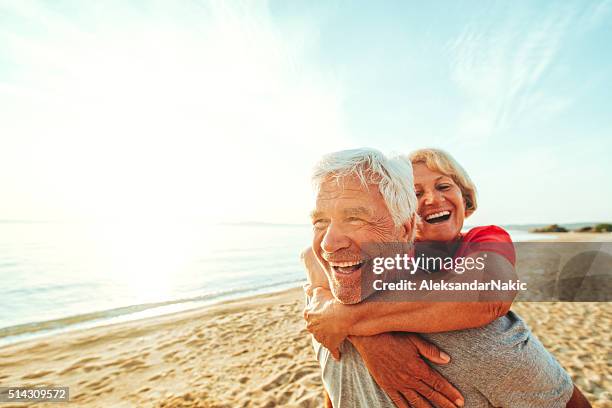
{"left": 424, "top": 210, "right": 452, "bottom": 224}
{"left": 328, "top": 260, "right": 366, "bottom": 275}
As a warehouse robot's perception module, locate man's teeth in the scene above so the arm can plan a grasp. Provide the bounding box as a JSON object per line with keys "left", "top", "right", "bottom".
{"left": 328, "top": 260, "right": 363, "bottom": 267}
{"left": 426, "top": 210, "right": 450, "bottom": 221}
{"left": 329, "top": 260, "right": 364, "bottom": 275}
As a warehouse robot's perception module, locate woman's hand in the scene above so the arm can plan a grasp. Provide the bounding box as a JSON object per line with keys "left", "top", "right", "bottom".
{"left": 303, "top": 287, "right": 355, "bottom": 360}
{"left": 350, "top": 333, "right": 464, "bottom": 408}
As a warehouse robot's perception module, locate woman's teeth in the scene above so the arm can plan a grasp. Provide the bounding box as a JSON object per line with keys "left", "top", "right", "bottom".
{"left": 425, "top": 210, "right": 451, "bottom": 224}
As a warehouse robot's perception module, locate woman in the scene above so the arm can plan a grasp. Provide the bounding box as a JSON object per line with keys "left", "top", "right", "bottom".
{"left": 303, "top": 148, "right": 590, "bottom": 407}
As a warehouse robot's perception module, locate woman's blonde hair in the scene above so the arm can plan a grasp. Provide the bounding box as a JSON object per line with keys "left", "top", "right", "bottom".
{"left": 409, "top": 148, "right": 477, "bottom": 216}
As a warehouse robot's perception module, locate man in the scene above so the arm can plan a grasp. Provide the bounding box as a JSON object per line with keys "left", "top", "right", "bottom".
{"left": 304, "top": 148, "right": 590, "bottom": 407}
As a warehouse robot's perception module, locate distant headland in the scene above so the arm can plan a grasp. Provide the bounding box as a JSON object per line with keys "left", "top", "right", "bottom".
{"left": 528, "top": 223, "right": 612, "bottom": 233}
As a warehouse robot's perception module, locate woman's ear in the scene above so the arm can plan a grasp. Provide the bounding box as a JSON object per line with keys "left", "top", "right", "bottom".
{"left": 463, "top": 196, "right": 474, "bottom": 218}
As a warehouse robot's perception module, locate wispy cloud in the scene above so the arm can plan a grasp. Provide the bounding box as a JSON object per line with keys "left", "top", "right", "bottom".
{"left": 446, "top": 2, "right": 604, "bottom": 142}
{"left": 579, "top": 0, "right": 612, "bottom": 29}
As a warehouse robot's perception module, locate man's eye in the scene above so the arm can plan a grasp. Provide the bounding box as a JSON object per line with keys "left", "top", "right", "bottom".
{"left": 346, "top": 217, "right": 365, "bottom": 224}
{"left": 313, "top": 220, "right": 328, "bottom": 229}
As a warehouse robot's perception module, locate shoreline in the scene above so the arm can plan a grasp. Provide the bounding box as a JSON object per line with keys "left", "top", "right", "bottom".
{"left": 0, "top": 286, "right": 304, "bottom": 352}
{"left": 3, "top": 231, "right": 609, "bottom": 347}
{"left": 0, "top": 281, "right": 306, "bottom": 348}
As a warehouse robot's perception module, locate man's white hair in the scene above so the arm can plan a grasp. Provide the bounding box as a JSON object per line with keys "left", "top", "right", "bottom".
{"left": 312, "top": 148, "right": 417, "bottom": 229}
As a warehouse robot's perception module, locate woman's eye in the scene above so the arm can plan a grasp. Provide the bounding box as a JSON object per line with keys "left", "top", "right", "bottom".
{"left": 437, "top": 184, "right": 451, "bottom": 191}
{"left": 415, "top": 191, "right": 423, "bottom": 198}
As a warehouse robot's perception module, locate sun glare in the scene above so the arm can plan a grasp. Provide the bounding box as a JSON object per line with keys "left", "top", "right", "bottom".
{"left": 0, "top": 1, "right": 348, "bottom": 224}
{"left": 87, "top": 220, "right": 213, "bottom": 304}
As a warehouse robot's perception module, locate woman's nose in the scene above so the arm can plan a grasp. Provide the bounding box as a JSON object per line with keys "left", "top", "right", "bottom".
{"left": 422, "top": 189, "right": 443, "bottom": 205}
{"left": 321, "top": 223, "right": 350, "bottom": 254}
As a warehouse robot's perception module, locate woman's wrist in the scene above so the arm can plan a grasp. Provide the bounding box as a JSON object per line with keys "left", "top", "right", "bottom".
{"left": 341, "top": 302, "right": 366, "bottom": 336}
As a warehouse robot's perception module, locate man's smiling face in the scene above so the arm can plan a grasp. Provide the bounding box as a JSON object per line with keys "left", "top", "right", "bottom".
{"left": 311, "top": 175, "right": 408, "bottom": 304}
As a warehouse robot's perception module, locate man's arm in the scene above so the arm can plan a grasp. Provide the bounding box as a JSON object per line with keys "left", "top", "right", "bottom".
{"left": 348, "top": 333, "right": 464, "bottom": 408}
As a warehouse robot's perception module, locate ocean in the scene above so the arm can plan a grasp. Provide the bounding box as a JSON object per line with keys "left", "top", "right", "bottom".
{"left": 0, "top": 221, "right": 550, "bottom": 347}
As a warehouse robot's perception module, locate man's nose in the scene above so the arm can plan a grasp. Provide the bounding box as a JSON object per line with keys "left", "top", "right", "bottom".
{"left": 321, "top": 222, "right": 351, "bottom": 254}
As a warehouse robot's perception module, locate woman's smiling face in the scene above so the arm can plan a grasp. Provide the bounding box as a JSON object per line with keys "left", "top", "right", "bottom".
{"left": 413, "top": 162, "right": 468, "bottom": 241}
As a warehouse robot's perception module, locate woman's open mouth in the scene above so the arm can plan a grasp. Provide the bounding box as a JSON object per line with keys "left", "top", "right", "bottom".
{"left": 424, "top": 210, "right": 452, "bottom": 224}
{"left": 328, "top": 260, "right": 366, "bottom": 275}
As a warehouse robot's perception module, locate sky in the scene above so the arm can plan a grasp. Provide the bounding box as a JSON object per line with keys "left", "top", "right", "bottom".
{"left": 1, "top": 0, "right": 611, "bottom": 226}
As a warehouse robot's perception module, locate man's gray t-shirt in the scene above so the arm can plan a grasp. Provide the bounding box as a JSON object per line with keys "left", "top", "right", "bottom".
{"left": 313, "top": 311, "right": 574, "bottom": 408}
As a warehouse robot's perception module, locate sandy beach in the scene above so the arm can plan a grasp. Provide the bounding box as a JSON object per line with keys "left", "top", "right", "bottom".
{"left": 1, "top": 233, "right": 611, "bottom": 407}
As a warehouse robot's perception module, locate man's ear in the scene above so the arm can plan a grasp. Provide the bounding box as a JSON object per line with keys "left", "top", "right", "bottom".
{"left": 399, "top": 215, "right": 416, "bottom": 242}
